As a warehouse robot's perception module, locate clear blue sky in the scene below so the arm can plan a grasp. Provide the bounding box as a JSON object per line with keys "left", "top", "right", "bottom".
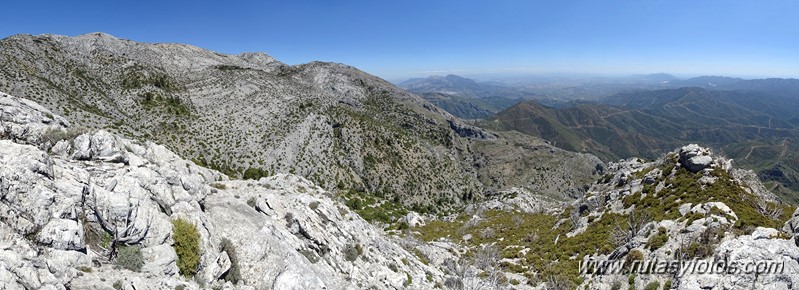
{"left": 2, "top": 0, "right": 797, "bottom": 80}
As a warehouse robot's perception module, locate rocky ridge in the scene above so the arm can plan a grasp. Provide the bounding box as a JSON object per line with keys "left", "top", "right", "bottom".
{"left": 575, "top": 144, "right": 799, "bottom": 289}
{"left": 408, "top": 143, "right": 799, "bottom": 290}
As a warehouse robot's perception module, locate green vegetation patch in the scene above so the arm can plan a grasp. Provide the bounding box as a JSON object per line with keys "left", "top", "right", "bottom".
{"left": 116, "top": 245, "right": 144, "bottom": 272}
{"left": 342, "top": 189, "right": 409, "bottom": 225}
{"left": 139, "top": 92, "right": 191, "bottom": 116}
{"left": 172, "top": 218, "right": 201, "bottom": 277}
{"left": 645, "top": 227, "right": 669, "bottom": 251}
{"left": 415, "top": 209, "right": 628, "bottom": 286}
{"left": 627, "top": 157, "right": 794, "bottom": 229}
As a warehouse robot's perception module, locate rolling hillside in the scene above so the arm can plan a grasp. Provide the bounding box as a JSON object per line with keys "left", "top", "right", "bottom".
{"left": 487, "top": 87, "right": 799, "bottom": 202}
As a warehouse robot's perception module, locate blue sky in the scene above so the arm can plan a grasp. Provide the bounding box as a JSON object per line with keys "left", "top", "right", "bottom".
{"left": 2, "top": 0, "right": 797, "bottom": 80}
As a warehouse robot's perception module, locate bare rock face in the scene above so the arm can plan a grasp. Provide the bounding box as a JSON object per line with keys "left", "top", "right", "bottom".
{"left": 0, "top": 91, "right": 441, "bottom": 289}
{"left": 0, "top": 91, "right": 70, "bottom": 146}
{"left": 36, "top": 219, "right": 84, "bottom": 251}
{"left": 784, "top": 207, "right": 799, "bottom": 232}
{"left": 71, "top": 130, "right": 128, "bottom": 163}
{"left": 678, "top": 144, "right": 713, "bottom": 173}
{"left": 400, "top": 211, "right": 426, "bottom": 227}
{"left": 679, "top": 227, "right": 799, "bottom": 289}
{"left": 447, "top": 119, "right": 496, "bottom": 140}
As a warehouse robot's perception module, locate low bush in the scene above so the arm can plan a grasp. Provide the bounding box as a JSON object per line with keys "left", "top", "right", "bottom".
{"left": 646, "top": 227, "right": 669, "bottom": 250}
{"left": 220, "top": 238, "right": 242, "bottom": 283}
{"left": 625, "top": 249, "right": 645, "bottom": 272}
{"left": 172, "top": 218, "right": 201, "bottom": 277}
{"left": 644, "top": 281, "right": 660, "bottom": 290}
{"left": 610, "top": 281, "right": 622, "bottom": 290}
{"left": 344, "top": 243, "right": 363, "bottom": 262}
{"left": 116, "top": 245, "right": 144, "bottom": 272}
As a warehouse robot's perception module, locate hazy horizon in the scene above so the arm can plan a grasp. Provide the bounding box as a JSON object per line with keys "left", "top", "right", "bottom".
{"left": 3, "top": 1, "right": 797, "bottom": 80}
{"left": 388, "top": 71, "right": 791, "bottom": 85}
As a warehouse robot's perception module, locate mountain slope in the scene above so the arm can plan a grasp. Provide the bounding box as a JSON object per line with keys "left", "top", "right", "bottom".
{"left": 0, "top": 90, "right": 446, "bottom": 289}
{"left": 415, "top": 92, "right": 521, "bottom": 119}
{"left": 0, "top": 33, "right": 603, "bottom": 209}
{"left": 399, "top": 74, "right": 538, "bottom": 119}
{"left": 487, "top": 88, "right": 799, "bottom": 202}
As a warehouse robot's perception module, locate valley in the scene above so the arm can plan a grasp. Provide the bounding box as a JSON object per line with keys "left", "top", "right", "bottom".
{"left": 406, "top": 74, "right": 799, "bottom": 204}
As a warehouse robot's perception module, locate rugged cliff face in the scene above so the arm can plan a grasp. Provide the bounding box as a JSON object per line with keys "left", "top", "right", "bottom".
{"left": 0, "top": 33, "right": 603, "bottom": 210}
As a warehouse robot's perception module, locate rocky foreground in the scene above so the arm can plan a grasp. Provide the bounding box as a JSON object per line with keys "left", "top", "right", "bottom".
{"left": 408, "top": 144, "right": 799, "bottom": 289}
{"left": 0, "top": 91, "right": 446, "bottom": 289}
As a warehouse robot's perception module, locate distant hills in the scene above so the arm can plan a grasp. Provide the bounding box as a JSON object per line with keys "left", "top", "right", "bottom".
{"left": 399, "top": 74, "right": 563, "bottom": 119}
{"left": 399, "top": 74, "right": 535, "bottom": 99}
{"left": 398, "top": 74, "right": 539, "bottom": 119}
{"left": 482, "top": 85, "right": 799, "bottom": 203}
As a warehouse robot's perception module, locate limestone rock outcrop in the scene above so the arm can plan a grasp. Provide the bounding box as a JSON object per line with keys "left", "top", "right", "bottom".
{"left": 0, "top": 91, "right": 441, "bottom": 289}
{"left": 678, "top": 144, "right": 714, "bottom": 173}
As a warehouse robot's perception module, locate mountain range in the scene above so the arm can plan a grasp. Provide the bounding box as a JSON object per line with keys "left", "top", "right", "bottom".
{"left": 398, "top": 74, "right": 569, "bottom": 119}
{"left": 0, "top": 33, "right": 603, "bottom": 212}
{"left": 485, "top": 86, "right": 799, "bottom": 202}
{"left": 396, "top": 73, "right": 799, "bottom": 202}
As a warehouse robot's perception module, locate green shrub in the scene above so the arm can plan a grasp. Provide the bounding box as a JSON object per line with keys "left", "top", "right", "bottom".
{"left": 663, "top": 279, "right": 672, "bottom": 289}
{"left": 220, "top": 238, "right": 242, "bottom": 283}
{"left": 172, "top": 218, "right": 201, "bottom": 277}
{"left": 610, "top": 281, "right": 622, "bottom": 290}
{"left": 243, "top": 167, "right": 269, "bottom": 180}
{"left": 646, "top": 227, "right": 669, "bottom": 250}
{"left": 40, "top": 127, "right": 85, "bottom": 147}
{"left": 684, "top": 242, "right": 714, "bottom": 259}
{"left": 625, "top": 250, "right": 644, "bottom": 272}
{"left": 644, "top": 281, "right": 660, "bottom": 290}
{"left": 345, "top": 197, "right": 363, "bottom": 210}
{"left": 116, "top": 245, "right": 144, "bottom": 272}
